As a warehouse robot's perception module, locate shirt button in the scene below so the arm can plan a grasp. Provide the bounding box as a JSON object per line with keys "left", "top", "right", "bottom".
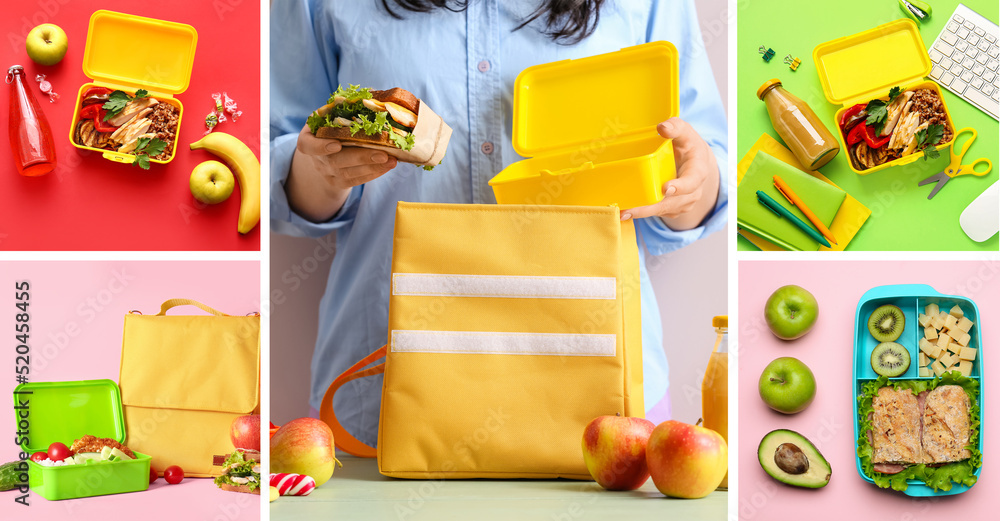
{"left": 481, "top": 141, "right": 494, "bottom": 155}
{"left": 477, "top": 60, "right": 491, "bottom": 73}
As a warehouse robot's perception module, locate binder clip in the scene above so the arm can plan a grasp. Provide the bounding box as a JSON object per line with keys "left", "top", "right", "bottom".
{"left": 759, "top": 45, "right": 775, "bottom": 62}
{"left": 784, "top": 54, "right": 801, "bottom": 71}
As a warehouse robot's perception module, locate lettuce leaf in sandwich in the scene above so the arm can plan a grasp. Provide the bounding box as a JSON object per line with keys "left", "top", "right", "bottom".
{"left": 214, "top": 450, "right": 261, "bottom": 492}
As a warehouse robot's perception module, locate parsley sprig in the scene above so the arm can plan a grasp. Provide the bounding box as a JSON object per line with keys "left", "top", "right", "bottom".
{"left": 132, "top": 137, "right": 167, "bottom": 170}
{"left": 916, "top": 124, "right": 945, "bottom": 161}
{"left": 865, "top": 86, "right": 903, "bottom": 135}
{"left": 103, "top": 89, "right": 149, "bottom": 122}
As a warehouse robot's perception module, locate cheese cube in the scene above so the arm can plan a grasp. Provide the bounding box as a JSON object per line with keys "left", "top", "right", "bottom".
{"left": 919, "top": 338, "right": 936, "bottom": 357}
{"left": 919, "top": 367, "right": 931, "bottom": 377}
{"left": 948, "top": 342, "right": 962, "bottom": 354}
{"left": 949, "top": 305, "right": 965, "bottom": 318}
{"left": 931, "top": 315, "right": 946, "bottom": 330}
{"left": 955, "top": 331, "right": 972, "bottom": 347}
{"left": 918, "top": 313, "right": 931, "bottom": 327}
{"left": 925, "top": 303, "right": 940, "bottom": 317}
{"left": 931, "top": 360, "right": 947, "bottom": 376}
{"left": 939, "top": 352, "right": 957, "bottom": 368}
{"left": 959, "top": 347, "right": 977, "bottom": 361}
{"left": 925, "top": 327, "right": 939, "bottom": 341}
{"left": 919, "top": 352, "right": 929, "bottom": 366}
{"left": 944, "top": 314, "right": 959, "bottom": 332}
{"left": 959, "top": 360, "right": 973, "bottom": 377}
{"left": 936, "top": 333, "right": 952, "bottom": 349}
{"left": 930, "top": 345, "right": 946, "bottom": 360}
{"left": 956, "top": 317, "right": 974, "bottom": 333}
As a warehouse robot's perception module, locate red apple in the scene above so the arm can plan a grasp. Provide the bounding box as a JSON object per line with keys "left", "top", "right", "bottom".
{"left": 270, "top": 418, "right": 342, "bottom": 487}
{"left": 269, "top": 421, "right": 280, "bottom": 439}
{"left": 230, "top": 414, "right": 261, "bottom": 451}
{"left": 646, "top": 420, "right": 727, "bottom": 499}
{"left": 581, "top": 415, "right": 655, "bottom": 490}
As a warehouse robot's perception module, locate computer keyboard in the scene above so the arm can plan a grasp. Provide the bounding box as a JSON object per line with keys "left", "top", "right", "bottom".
{"left": 928, "top": 3, "right": 1000, "bottom": 120}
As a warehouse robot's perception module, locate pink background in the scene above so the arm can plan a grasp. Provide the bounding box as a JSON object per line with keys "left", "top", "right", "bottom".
{"left": 738, "top": 260, "right": 999, "bottom": 519}
{"left": 0, "top": 261, "right": 260, "bottom": 520}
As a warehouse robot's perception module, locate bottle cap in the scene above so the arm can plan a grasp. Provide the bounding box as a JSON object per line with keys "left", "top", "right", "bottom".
{"left": 713, "top": 315, "right": 728, "bottom": 328}
{"left": 756, "top": 79, "right": 783, "bottom": 101}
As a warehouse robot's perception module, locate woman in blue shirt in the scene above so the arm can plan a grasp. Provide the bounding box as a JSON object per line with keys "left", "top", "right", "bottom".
{"left": 271, "top": 0, "right": 728, "bottom": 446}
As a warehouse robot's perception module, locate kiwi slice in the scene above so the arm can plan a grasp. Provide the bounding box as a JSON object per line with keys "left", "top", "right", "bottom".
{"left": 868, "top": 304, "right": 905, "bottom": 342}
{"left": 871, "top": 342, "right": 910, "bottom": 377}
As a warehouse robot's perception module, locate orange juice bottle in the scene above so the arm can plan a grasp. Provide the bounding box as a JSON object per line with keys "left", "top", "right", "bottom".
{"left": 702, "top": 315, "right": 728, "bottom": 489}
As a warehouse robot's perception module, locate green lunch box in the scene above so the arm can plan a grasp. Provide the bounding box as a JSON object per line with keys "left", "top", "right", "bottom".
{"left": 13, "top": 379, "right": 151, "bottom": 500}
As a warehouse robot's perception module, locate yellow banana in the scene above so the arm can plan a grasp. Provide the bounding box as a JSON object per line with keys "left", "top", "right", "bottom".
{"left": 190, "top": 133, "right": 261, "bottom": 234}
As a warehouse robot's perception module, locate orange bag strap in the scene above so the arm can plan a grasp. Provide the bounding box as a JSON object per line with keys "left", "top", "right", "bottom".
{"left": 319, "top": 345, "right": 387, "bottom": 458}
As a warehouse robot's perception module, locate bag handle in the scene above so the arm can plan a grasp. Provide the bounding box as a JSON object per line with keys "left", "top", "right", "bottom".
{"left": 155, "top": 298, "right": 232, "bottom": 317}
{"left": 319, "top": 345, "right": 387, "bottom": 458}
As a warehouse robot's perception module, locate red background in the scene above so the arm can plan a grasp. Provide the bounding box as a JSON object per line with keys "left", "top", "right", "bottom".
{"left": 0, "top": 1, "right": 260, "bottom": 250}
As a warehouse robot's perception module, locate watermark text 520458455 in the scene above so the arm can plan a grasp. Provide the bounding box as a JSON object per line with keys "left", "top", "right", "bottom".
{"left": 11, "top": 281, "right": 32, "bottom": 505}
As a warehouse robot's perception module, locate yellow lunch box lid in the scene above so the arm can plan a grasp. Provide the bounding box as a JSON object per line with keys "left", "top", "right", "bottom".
{"left": 512, "top": 41, "right": 678, "bottom": 158}
{"left": 82, "top": 10, "right": 198, "bottom": 96}
{"left": 813, "top": 19, "right": 931, "bottom": 105}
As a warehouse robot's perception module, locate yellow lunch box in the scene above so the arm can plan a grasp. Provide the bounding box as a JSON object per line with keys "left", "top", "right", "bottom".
{"left": 814, "top": 19, "right": 956, "bottom": 175}
{"left": 489, "top": 41, "right": 678, "bottom": 208}
{"left": 68, "top": 10, "right": 198, "bottom": 165}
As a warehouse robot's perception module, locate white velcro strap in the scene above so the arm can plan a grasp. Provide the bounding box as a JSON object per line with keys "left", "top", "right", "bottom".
{"left": 390, "top": 330, "right": 616, "bottom": 356}
{"left": 392, "top": 273, "right": 616, "bottom": 300}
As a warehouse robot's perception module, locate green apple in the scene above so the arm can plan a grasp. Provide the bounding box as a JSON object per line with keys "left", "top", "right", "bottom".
{"left": 764, "top": 285, "right": 819, "bottom": 340}
{"left": 758, "top": 357, "right": 816, "bottom": 414}
{"left": 189, "top": 160, "right": 235, "bottom": 204}
{"left": 26, "top": 24, "right": 68, "bottom": 66}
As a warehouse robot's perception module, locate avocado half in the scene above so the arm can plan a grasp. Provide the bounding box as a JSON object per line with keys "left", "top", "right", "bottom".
{"left": 757, "top": 429, "right": 831, "bottom": 488}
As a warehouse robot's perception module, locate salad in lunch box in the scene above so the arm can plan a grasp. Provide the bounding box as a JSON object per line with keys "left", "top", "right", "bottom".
{"left": 839, "top": 86, "right": 952, "bottom": 171}
{"left": 72, "top": 86, "right": 179, "bottom": 169}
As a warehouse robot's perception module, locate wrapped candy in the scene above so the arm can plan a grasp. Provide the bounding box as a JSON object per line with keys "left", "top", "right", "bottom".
{"left": 204, "top": 92, "right": 227, "bottom": 135}
{"left": 35, "top": 74, "right": 59, "bottom": 103}
{"left": 222, "top": 92, "right": 241, "bottom": 122}
{"left": 269, "top": 473, "right": 316, "bottom": 496}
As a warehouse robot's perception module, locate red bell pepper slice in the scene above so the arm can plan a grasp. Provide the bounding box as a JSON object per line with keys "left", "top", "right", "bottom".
{"left": 846, "top": 123, "right": 866, "bottom": 146}
{"left": 862, "top": 124, "right": 890, "bottom": 148}
{"left": 78, "top": 104, "right": 100, "bottom": 120}
{"left": 92, "top": 108, "right": 119, "bottom": 133}
{"left": 82, "top": 86, "right": 113, "bottom": 99}
{"left": 840, "top": 103, "right": 866, "bottom": 131}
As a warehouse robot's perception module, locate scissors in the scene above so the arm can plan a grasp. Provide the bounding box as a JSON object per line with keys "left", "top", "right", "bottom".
{"left": 918, "top": 128, "right": 992, "bottom": 200}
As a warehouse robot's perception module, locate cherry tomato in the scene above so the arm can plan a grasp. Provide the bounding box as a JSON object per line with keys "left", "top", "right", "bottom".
{"left": 47, "top": 442, "right": 72, "bottom": 462}
{"left": 149, "top": 467, "right": 158, "bottom": 484}
{"left": 164, "top": 465, "right": 184, "bottom": 484}
{"left": 30, "top": 452, "right": 47, "bottom": 463}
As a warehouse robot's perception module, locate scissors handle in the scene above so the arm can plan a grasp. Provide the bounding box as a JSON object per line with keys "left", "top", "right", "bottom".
{"left": 950, "top": 127, "right": 977, "bottom": 164}
{"left": 959, "top": 157, "right": 993, "bottom": 177}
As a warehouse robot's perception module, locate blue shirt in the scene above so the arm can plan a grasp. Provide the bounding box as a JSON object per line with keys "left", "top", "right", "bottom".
{"left": 270, "top": 0, "right": 728, "bottom": 446}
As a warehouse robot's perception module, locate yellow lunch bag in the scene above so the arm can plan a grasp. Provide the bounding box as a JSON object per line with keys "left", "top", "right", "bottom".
{"left": 321, "top": 202, "right": 643, "bottom": 479}
{"left": 118, "top": 299, "right": 260, "bottom": 477}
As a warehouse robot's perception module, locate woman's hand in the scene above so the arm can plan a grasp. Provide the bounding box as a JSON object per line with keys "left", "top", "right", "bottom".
{"left": 285, "top": 125, "right": 398, "bottom": 223}
{"left": 620, "top": 117, "right": 720, "bottom": 230}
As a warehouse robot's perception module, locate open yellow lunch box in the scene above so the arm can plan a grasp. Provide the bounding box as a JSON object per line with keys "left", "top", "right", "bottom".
{"left": 68, "top": 10, "right": 197, "bottom": 165}
{"left": 489, "top": 41, "right": 677, "bottom": 208}
{"left": 813, "top": 19, "right": 956, "bottom": 175}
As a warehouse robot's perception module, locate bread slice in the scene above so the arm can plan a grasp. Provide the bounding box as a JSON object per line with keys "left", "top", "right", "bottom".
{"left": 218, "top": 483, "right": 260, "bottom": 495}
{"left": 371, "top": 88, "right": 419, "bottom": 113}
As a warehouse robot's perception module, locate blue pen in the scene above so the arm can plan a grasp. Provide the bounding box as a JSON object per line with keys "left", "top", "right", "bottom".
{"left": 756, "top": 190, "right": 832, "bottom": 248}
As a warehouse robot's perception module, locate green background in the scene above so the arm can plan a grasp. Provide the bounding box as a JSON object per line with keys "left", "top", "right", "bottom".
{"left": 737, "top": 0, "right": 999, "bottom": 251}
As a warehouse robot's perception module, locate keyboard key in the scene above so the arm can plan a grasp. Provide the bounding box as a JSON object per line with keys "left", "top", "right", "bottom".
{"left": 962, "top": 88, "right": 1000, "bottom": 118}
{"left": 970, "top": 35, "right": 981, "bottom": 46}
{"left": 951, "top": 61, "right": 965, "bottom": 74}
{"left": 954, "top": 14, "right": 965, "bottom": 23}
{"left": 956, "top": 40, "right": 969, "bottom": 53}
{"left": 984, "top": 70, "right": 996, "bottom": 83}
{"left": 935, "top": 41, "right": 955, "bottom": 55}
{"left": 962, "top": 71, "right": 974, "bottom": 83}
{"left": 940, "top": 56, "right": 954, "bottom": 69}
{"left": 972, "top": 77, "right": 985, "bottom": 90}
{"left": 943, "top": 31, "right": 959, "bottom": 45}
{"left": 984, "top": 84, "right": 995, "bottom": 97}
{"left": 958, "top": 27, "right": 971, "bottom": 39}
{"left": 930, "top": 65, "right": 946, "bottom": 80}
{"left": 975, "top": 27, "right": 985, "bottom": 37}
{"left": 990, "top": 46, "right": 999, "bottom": 58}
{"left": 929, "top": 49, "right": 943, "bottom": 63}
{"left": 989, "top": 59, "right": 999, "bottom": 71}
{"left": 963, "top": 21, "right": 974, "bottom": 31}
{"left": 952, "top": 80, "right": 968, "bottom": 94}
{"left": 939, "top": 72, "right": 955, "bottom": 86}
{"left": 964, "top": 57, "right": 977, "bottom": 68}
{"left": 947, "top": 21, "right": 960, "bottom": 32}
{"left": 979, "top": 40, "right": 991, "bottom": 52}
{"left": 954, "top": 49, "right": 967, "bottom": 61}
{"left": 987, "top": 34, "right": 997, "bottom": 44}
{"left": 973, "top": 64, "right": 986, "bottom": 75}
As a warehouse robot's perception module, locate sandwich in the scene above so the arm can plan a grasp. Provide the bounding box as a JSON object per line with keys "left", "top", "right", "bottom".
{"left": 858, "top": 375, "right": 980, "bottom": 491}
{"left": 307, "top": 84, "right": 451, "bottom": 169}
{"left": 841, "top": 87, "right": 952, "bottom": 170}
{"left": 214, "top": 450, "right": 262, "bottom": 495}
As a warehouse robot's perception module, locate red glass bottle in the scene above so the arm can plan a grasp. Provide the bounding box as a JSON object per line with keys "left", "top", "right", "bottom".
{"left": 7, "top": 65, "right": 56, "bottom": 176}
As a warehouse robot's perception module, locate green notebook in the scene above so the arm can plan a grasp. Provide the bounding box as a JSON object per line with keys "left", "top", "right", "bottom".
{"left": 737, "top": 151, "right": 847, "bottom": 251}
